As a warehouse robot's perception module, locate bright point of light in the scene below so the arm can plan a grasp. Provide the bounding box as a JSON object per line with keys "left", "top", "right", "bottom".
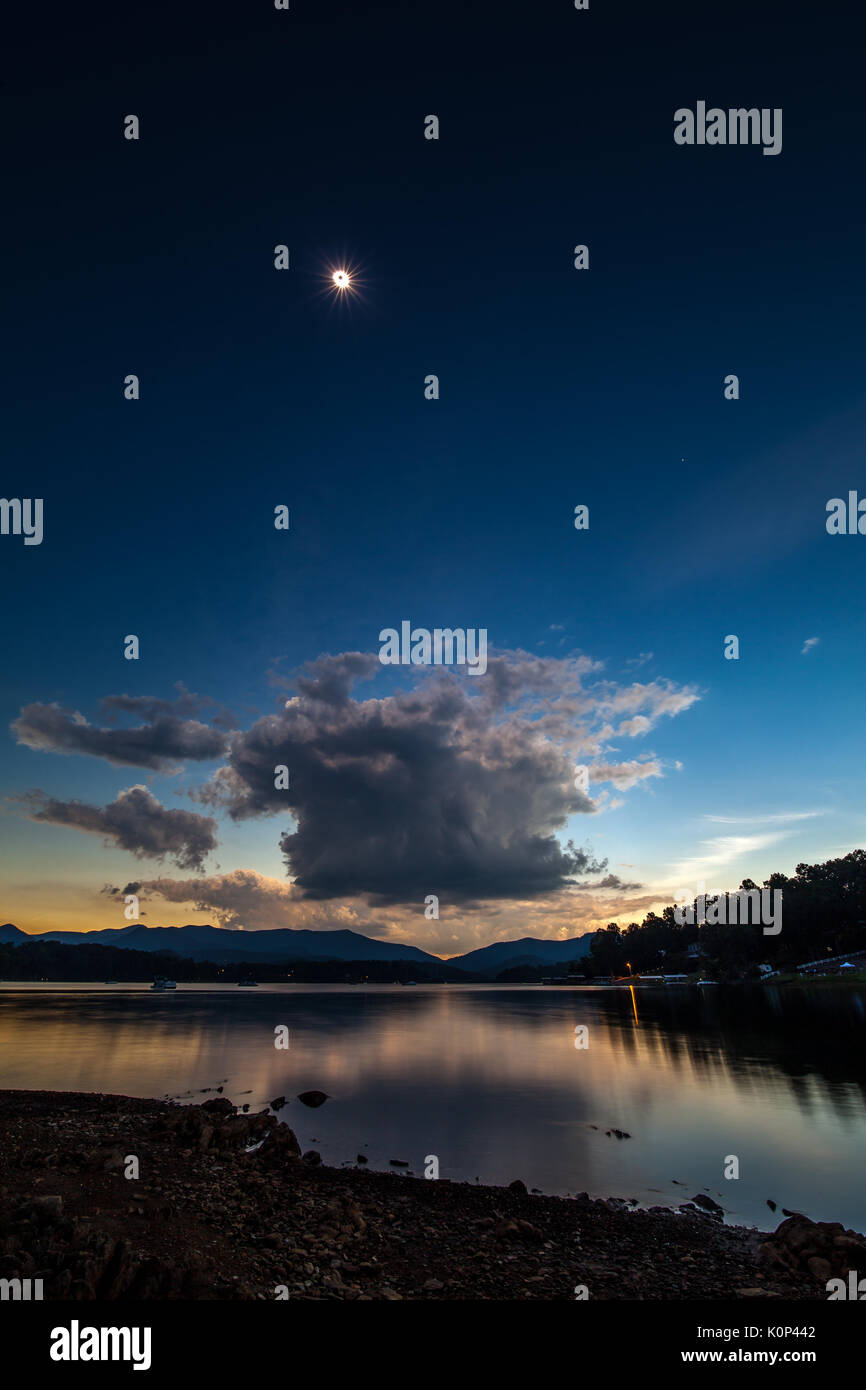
{"left": 332, "top": 270, "right": 351, "bottom": 290}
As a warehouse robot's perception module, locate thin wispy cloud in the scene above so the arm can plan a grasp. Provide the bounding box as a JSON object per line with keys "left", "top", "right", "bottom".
{"left": 801, "top": 637, "right": 820, "bottom": 655}
{"left": 703, "top": 811, "right": 826, "bottom": 825}
{"left": 669, "top": 832, "right": 786, "bottom": 885}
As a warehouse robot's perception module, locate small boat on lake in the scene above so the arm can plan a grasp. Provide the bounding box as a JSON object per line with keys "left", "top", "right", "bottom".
{"left": 150, "top": 975, "right": 177, "bottom": 991}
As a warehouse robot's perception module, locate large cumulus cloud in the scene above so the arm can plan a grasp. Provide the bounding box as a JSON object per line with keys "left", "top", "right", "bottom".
{"left": 190, "top": 651, "right": 697, "bottom": 905}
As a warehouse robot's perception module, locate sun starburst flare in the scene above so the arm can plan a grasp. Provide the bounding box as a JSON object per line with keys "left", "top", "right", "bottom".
{"left": 319, "top": 259, "right": 365, "bottom": 305}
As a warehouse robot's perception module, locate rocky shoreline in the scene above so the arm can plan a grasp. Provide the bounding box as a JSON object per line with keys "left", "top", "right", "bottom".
{"left": 0, "top": 1090, "right": 861, "bottom": 1300}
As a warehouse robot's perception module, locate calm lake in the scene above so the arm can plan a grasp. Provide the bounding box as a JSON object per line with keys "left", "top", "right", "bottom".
{"left": 1, "top": 982, "right": 864, "bottom": 1234}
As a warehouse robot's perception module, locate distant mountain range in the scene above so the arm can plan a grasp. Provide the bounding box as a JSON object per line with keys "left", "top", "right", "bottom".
{"left": 0, "top": 922, "right": 596, "bottom": 977}
{"left": 0, "top": 922, "right": 435, "bottom": 966}
{"left": 452, "top": 934, "right": 594, "bottom": 973}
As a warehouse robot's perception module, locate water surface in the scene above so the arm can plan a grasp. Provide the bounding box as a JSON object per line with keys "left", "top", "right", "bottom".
{"left": 1, "top": 981, "right": 863, "bottom": 1232}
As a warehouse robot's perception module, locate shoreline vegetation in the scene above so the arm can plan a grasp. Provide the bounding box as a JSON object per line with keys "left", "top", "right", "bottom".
{"left": 2, "top": 972, "right": 865, "bottom": 987}
{"left": 2, "top": 1089, "right": 864, "bottom": 1301}
{"left": 588, "top": 851, "right": 866, "bottom": 983}
{"left": 0, "top": 943, "right": 864, "bottom": 987}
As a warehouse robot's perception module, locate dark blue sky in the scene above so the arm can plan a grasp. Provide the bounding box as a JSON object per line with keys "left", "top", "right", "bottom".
{"left": 2, "top": 0, "right": 865, "bottom": 950}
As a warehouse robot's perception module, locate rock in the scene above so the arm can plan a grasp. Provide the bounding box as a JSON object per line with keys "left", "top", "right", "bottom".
{"left": 508, "top": 1179, "right": 528, "bottom": 1195}
{"left": 297, "top": 1091, "right": 329, "bottom": 1108}
{"left": 757, "top": 1239, "right": 782, "bottom": 1268}
{"left": 258, "top": 1122, "right": 302, "bottom": 1161}
{"left": 766, "top": 1199, "right": 777, "bottom": 1212}
{"left": 356, "top": 1154, "right": 368, "bottom": 1164}
{"left": 691, "top": 1193, "right": 724, "bottom": 1215}
{"left": 389, "top": 1159, "right": 409, "bottom": 1167}
{"left": 30, "top": 1195, "right": 63, "bottom": 1218}
{"left": 210, "top": 1113, "right": 270, "bottom": 1150}
{"left": 196, "top": 1123, "right": 214, "bottom": 1152}
{"left": 303, "top": 1150, "right": 322, "bottom": 1166}
{"left": 517, "top": 1220, "right": 541, "bottom": 1238}
{"left": 270, "top": 1096, "right": 286, "bottom": 1112}
{"left": 833, "top": 1235, "right": 866, "bottom": 1258}
{"left": 346, "top": 1204, "right": 366, "bottom": 1232}
{"left": 201, "top": 1098, "right": 235, "bottom": 1118}
{"left": 759, "top": 1214, "right": 866, "bottom": 1282}
{"left": 423, "top": 1278, "right": 445, "bottom": 1291}
{"left": 93, "top": 1146, "right": 125, "bottom": 1172}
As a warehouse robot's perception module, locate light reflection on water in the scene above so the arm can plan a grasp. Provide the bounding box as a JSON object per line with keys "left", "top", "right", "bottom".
{"left": 0, "top": 982, "right": 863, "bottom": 1233}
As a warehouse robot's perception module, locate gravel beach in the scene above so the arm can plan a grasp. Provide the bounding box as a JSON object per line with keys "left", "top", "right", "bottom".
{"left": 0, "top": 1090, "right": 856, "bottom": 1301}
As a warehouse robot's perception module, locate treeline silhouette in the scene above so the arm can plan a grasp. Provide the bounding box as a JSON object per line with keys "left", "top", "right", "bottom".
{"left": 0, "top": 940, "right": 463, "bottom": 983}
{"left": 589, "top": 849, "right": 866, "bottom": 979}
